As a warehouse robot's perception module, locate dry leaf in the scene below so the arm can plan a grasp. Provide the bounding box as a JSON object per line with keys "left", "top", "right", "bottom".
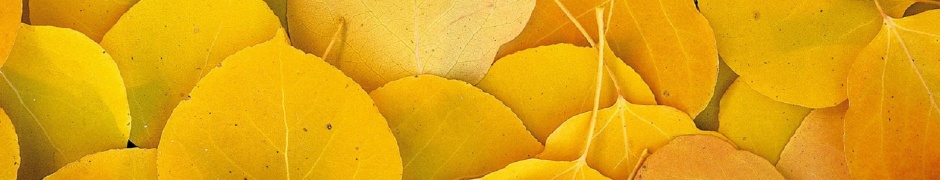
{"left": 44, "top": 148, "right": 156, "bottom": 180}
{"left": 718, "top": 79, "right": 811, "bottom": 163}
{"left": 100, "top": 0, "right": 282, "bottom": 148}
{"left": 699, "top": 0, "right": 883, "bottom": 108}
{"left": 477, "top": 43, "right": 655, "bottom": 143}
{"left": 0, "top": 25, "right": 130, "bottom": 179}
{"left": 0, "top": 109, "right": 18, "bottom": 180}
{"left": 844, "top": 9, "right": 940, "bottom": 179}
{"left": 28, "top": 0, "right": 139, "bottom": 41}
{"left": 693, "top": 60, "right": 738, "bottom": 131}
{"left": 481, "top": 159, "right": 609, "bottom": 180}
{"left": 540, "top": 98, "right": 723, "bottom": 179}
{"left": 0, "top": 0, "right": 20, "bottom": 65}
{"left": 287, "top": 0, "right": 536, "bottom": 90}
{"left": 634, "top": 135, "right": 784, "bottom": 179}
{"left": 370, "top": 75, "right": 543, "bottom": 179}
{"left": 776, "top": 103, "right": 850, "bottom": 180}
{"left": 157, "top": 31, "right": 401, "bottom": 179}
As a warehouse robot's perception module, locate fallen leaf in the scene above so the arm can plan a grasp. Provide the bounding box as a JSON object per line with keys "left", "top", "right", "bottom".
{"left": 481, "top": 159, "right": 609, "bottom": 180}
{"left": 287, "top": 0, "right": 536, "bottom": 90}
{"left": 0, "top": 0, "right": 20, "bottom": 65}
{"left": 776, "top": 102, "right": 850, "bottom": 180}
{"left": 370, "top": 75, "right": 543, "bottom": 179}
{"left": 477, "top": 43, "right": 655, "bottom": 143}
{"left": 880, "top": 0, "right": 940, "bottom": 17}
{"left": 699, "top": 0, "right": 883, "bottom": 108}
{"left": 903, "top": 2, "right": 940, "bottom": 16}
{"left": 100, "top": 0, "right": 282, "bottom": 148}
{"left": 495, "top": 0, "right": 607, "bottom": 58}
{"left": 844, "top": 9, "right": 940, "bottom": 179}
{"left": 540, "top": 98, "right": 723, "bottom": 179}
{"left": 693, "top": 59, "right": 738, "bottom": 131}
{"left": 157, "top": 31, "right": 402, "bottom": 179}
{"left": 0, "top": 25, "right": 130, "bottom": 179}
{"left": 28, "top": 0, "right": 139, "bottom": 41}
{"left": 634, "top": 135, "right": 784, "bottom": 179}
{"left": 717, "top": 79, "right": 811, "bottom": 163}
{"left": 44, "top": 148, "right": 156, "bottom": 180}
{"left": 0, "top": 109, "right": 18, "bottom": 180}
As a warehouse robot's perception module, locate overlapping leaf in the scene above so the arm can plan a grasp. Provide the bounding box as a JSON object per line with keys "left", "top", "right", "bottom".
{"left": 693, "top": 60, "right": 738, "bottom": 131}
{"left": 482, "top": 159, "right": 609, "bottom": 180}
{"left": 634, "top": 135, "right": 784, "bottom": 179}
{"left": 880, "top": 0, "right": 940, "bottom": 17}
{"left": 700, "top": 0, "right": 883, "bottom": 108}
{"left": 157, "top": 31, "right": 402, "bottom": 179}
{"left": 0, "top": 0, "right": 20, "bottom": 65}
{"left": 718, "top": 79, "right": 811, "bottom": 163}
{"left": 45, "top": 148, "right": 157, "bottom": 180}
{"left": 370, "top": 75, "right": 543, "bottom": 179}
{"left": 844, "top": 9, "right": 940, "bottom": 179}
{"left": 28, "top": 0, "right": 139, "bottom": 41}
{"left": 287, "top": 0, "right": 536, "bottom": 90}
{"left": 0, "top": 25, "right": 130, "bottom": 179}
{"left": 100, "top": 0, "right": 282, "bottom": 148}
{"left": 0, "top": 110, "right": 18, "bottom": 180}
{"left": 477, "top": 44, "right": 654, "bottom": 143}
{"left": 776, "top": 103, "right": 850, "bottom": 180}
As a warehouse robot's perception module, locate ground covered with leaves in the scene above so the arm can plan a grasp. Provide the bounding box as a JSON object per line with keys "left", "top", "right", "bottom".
{"left": 0, "top": 0, "right": 938, "bottom": 179}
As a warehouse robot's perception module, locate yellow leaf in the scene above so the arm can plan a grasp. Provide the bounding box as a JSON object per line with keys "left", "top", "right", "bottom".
{"left": 481, "top": 159, "right": 609, "bottom": 180}
{"left": 717, "top": 79, "right": 811, "bottom": 163}
{"left": 0, "top": 25, "right": 130, "bottom": 179}
{"left": 699, "top": 0, "right": 883, "bottom": 108}
{"left": 44, "top": 148, "right": 156, "bottom": 180}
{"left": 370, "top": 75, "right": 543, "bottom": 179}
{"left": 100, "top": 0, "right": 282, "bottom": 148}
{"left": 0, "top": 0, "right": 20, "bottom": 65}
{"left": 287, "top": 0, "right": 536, "bottom": 90}
{"left": 693, "top": 59, "right": 738, "bottom": 131}
{"left": 634, "top": 135, "right": 784, "bottom": 179}
{"left": 0, "top": 109, "right": 19, "bottom": 180}
{"left": 157, "top": 31, "right": 401, "bottom": 179}
{"left": 844, "top": 10, "right": 940, "bottom": 179}
{"left": 28, "top": 0, "right": 138, "bottom": 42}
{"left": 477, "top": 44, "right": 655, "bottom": 143}
{"left": 540, "top": 98, "right": 722, "bottom": 180}
{"left": 776, "top": 103, "right": 850, "bottom": 180}
{"left": 881, "top": 0, "right": 940, "bottom": 17}
{"left": 495, "top": 0, "right": 607, "bottom": 58}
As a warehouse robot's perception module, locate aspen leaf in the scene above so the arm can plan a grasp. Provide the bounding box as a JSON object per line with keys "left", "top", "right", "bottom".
{"left": 903, "top": 2, "right": 940, "bottom": 16}
{"left": 718, "top": 79, "right": 811, "bottom": 163}
{"left": 0, "top": 0, "right": 20, "bottom": 65}
{"left": 28, "top": 0, "right": 139, "bottom": 42}
{"left": 370, "top": 75, "right": 543, "bottom": 180}
{"left": 495, "top": 0, "right": 607, "bottom": 58}
{"left": 776, "top": 103, "right": 850, "bottom": 180}
{"left": 0, "top": 25, "right": 130, "bottom": 179}
{"left": 844, "top": 10, "right": 940, "bottom": 179}
{"left": 481, "top": 159, "right": 609, "bottom": 180}
{"left": 44, "top": 148, "right": 156, "bottom": 180}
{"left": 287, "top": 0, "right": 536, "bottom": 90}
{"left": 540, "top": 98, "right": 723, "bottom": 180}
{"left": 0, "top": 109, "right": 19, "bottom": 180}
{"left": 157, "top": 31, "right": 402, "bottom": 179}
{"left": 693, "top": 60, "right": 738, "bottom": 131}
{"left": 699, "top": 0, "right": 883, "bottom": 108}
{"left": 634, "top": 135, "right": 784, "bottom": 179}
{"left": 477, "top": 44, "right": 655, "bottom": 143}
{"left": 100, "top": 0, "right": 282, "bottom": 148}
{"left": 881, "top": 0, "right": 939, "bottom": 17}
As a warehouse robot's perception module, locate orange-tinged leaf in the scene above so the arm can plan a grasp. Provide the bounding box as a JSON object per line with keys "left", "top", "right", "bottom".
{"left": 540, "top": 98, "right": 722, "bottom": 180}
{"left": 718, "top": 79, "right": 811, "bottom": 163}
{"left": 370, "top": 75, "right": 543, "bottom": 180}
{"left": 693, "top": 60, "right": 738, "bottom": 131}
{"left": 287, "top": 0, "right": 536, "bottom": 90}
{"left": 28, "top": 0, "right": 139, "bottom": 41}
{"left": 0, "top": 109, "right": 19, "bottom": 180}
{"left": 0, "top": 25, "right": 130, "bottom": 179}
{"left": 44, "top": 148, "right": 156, "bottom": 180}
{"left": 776, "top": 103, "right": 850, "bottom": 180}
{"left": 0, "top": 0, "right": 20, "bottom": 65}
{"left": 100, "top": 0, "right": 282, "bottom": 148}
{"left": 634, "top": 135, "right": 784, "bottom": 179}
{"left": 844, "top": 10, "right": 940, "bottom": 179}
{"left": 477, "top": 44, "right": 655, "bottom": 143}
{"left": 157, "top": 31, "right": 402, "bottom": 179}
{"left": 700, "top": 0, "right": 883, "bottom": 108}
{"left": 481, "top": 159, "right": 609, "bottom": 180}
{"left": 495, "top": 0, "right": 607, "bottom": 58}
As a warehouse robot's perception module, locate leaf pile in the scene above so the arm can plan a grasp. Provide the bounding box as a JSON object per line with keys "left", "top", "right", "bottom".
{"left": 0, "top": 0, "right": 937, "bottom": 179}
